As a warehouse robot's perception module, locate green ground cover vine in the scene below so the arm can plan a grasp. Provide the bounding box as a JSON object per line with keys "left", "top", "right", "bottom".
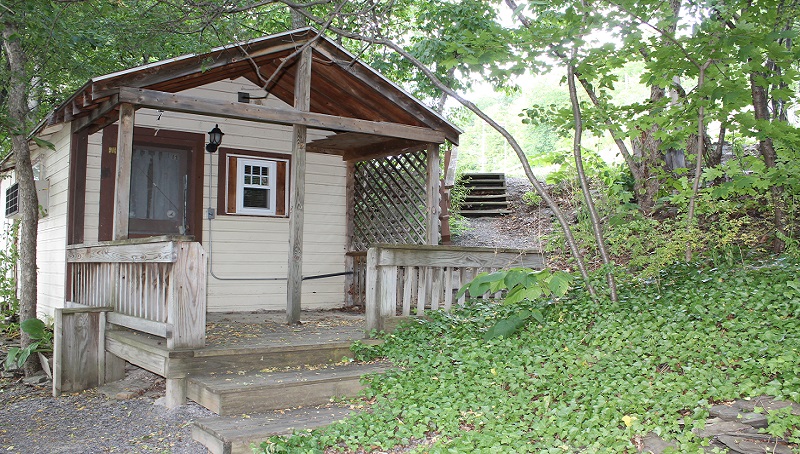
{"left": 259, "top": 259, "right": 800, "bottom": 453}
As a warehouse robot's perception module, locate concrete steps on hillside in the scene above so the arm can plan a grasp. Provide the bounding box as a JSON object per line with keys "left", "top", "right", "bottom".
{"left": 460, "top": 172, "right": 512, "bottom": 216}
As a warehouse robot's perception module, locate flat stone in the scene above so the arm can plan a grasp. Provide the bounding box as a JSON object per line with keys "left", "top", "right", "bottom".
{"left": 640, "top": 433, "right": 676, "bottom": 453}
{"left": 709, "top": 404, "right": 742, "bottom": 420}
{"left": 734, "top": 396, "right": 800, "bottom": 416}
{"left": 739, "top": 412, "right": 768, "bottom": 429}
{"left": 716, "top": 434, "right": 794, "bottom": 454}
{"left": 98, "top": 372, "right": 154, "bottom": 401}
{"left": 22, "top": 374, "right": 49, "bottom": 385}
{"left": 114, "top": 390, "right": 144, "bottom": 400}
{"left": 692, "top": 418, "right": 755, "bottom": 439}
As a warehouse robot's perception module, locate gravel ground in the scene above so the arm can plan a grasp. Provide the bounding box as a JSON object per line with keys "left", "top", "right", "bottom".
{"left": 451, "top": 177, "right": 554, "bottom": 250}
{"left": 0, "top": 367, "right": 213, "bottom": 454}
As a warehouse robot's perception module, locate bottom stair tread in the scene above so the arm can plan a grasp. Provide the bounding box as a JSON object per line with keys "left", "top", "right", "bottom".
{"left": 190, "top": 361, "right": 389, "bottom": 392}
{"left": 188, "top": 361, "right": 391, "bottom": 415}
{"left": 193, "top": 405, "right": 353, "bottom": 454}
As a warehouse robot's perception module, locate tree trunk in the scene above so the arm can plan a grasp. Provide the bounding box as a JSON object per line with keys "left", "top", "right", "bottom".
{"left": 568, "top": 65, "right": 617, "bottom": 301}
{"left": 290, "top": 8, "right": 306, "bottom": 28}
{"left": 750, "top": 72, "right": 785, "bottom": 252}
{"left": 631, "top": 119, "right": 664, "bottom": 215}
{"left": 3, "top": 21, "right": 40, "bottom": 377}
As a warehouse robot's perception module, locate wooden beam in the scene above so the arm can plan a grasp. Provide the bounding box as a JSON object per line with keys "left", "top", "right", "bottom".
{"left": 444, "top": 145, "right": 458, "bottom": 188}
{"left": 71, "top": 94, "right": 119, "bottom": 133}
{"left": 287, "top": 46, "right": 312, "bottom": 325}
{"left": 375, "top": 244, "right": 545, "bottom": 269}
{"left": 113, "top": 103, "right": 134, "bottom": 241}
{"left": 117, "top": 87, "right": 446, "bottom": 144}
{"left": 344, "top": 161, "right": 356, "bottom": 307}
{"left": 425, "top": 144, "right": 441, "bottom": 245}
{"left": 342, "top": 142, "right": 429, "bottom": 163}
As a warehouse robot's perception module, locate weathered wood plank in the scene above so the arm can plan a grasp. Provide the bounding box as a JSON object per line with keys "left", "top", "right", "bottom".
{"left": 379, "top": 265, "right": 398, "bottom": 323}
{"left": 167, "top": 242, "right": 207, "bottom": 349}
{"left": 117, "top": 87, "right": 447, "bottom": 144}
{"left": 401, "top": 267, "right": 414, "bottom": 316}
{"left": 430, "top": 267, "right": 443, "bottom": 311}
{"left": 444, "top": 267, "right": 453, "bottom": 311}
{"left": 53, "top": 309, "right": 104, "bottom": 395}
{"left": 444, "top": 146, "right": 458, "bottom": 188}
{"left": 113, "top": 103, "right": 134, "bottom": 241}
{"left": 287, "top": 46, "right": 312, "bottom": 325}
{"left": 364, "top": 248, "right": 380, "bottom": 333}
{"left": 106, "top": 334, "right": 168, "bottom": 376}
{"left": 107, "top": 312, "right": 169, "bottom": 338}
{"left": 377, "top": 245, "right": 543, "bottom": 269}
{"left": 66, "top": 241, "right": 178, "bottom": 263}
{"left": 425, "top": 144, "right": 441, "bottom": 245}
{"left": 53, "top": 308, "right": 64, "bottom": 397}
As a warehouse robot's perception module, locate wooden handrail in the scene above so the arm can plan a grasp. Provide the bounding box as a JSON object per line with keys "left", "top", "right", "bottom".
{"left": 365, "top": 244, "right": 544, "bottom": 332}
{"left": 67, "top": 239, "right": 206, "bottom": 349}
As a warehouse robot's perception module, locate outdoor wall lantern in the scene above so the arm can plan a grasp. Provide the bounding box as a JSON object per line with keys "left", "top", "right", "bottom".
{"left": 206, "top": 124, "right": 224, "bottom": 153}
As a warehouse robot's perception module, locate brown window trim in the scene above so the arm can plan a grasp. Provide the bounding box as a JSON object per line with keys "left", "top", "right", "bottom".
{"left": 216, "top": 147, "right": 290, "bottom": 218}
{"left": 99, "top": 125, "right": 205, "bottom": 242}
{"left": 67, "top": 126, "right": 88, "bottom": 245}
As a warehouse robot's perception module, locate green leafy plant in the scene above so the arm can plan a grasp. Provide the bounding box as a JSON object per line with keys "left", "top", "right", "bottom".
{"left": 448, "top": 174, "right": 471, "bottom": 236}
{"left": 760, "top": 406, "right": 800, "bottom": 444}
{"left": 456, "top": 267, "right": 574, "bottom": 339}
{"left": 255, "top": 259, "right": 800, "bottom": 453}
{"left": 521, "top": 190, "right": 542, "bottom": 207}
{"left": 0, "top": 221, "right": 19, "bottom": 335}
{"left": 4, "top": 318, "right": 53, "bottom": 371}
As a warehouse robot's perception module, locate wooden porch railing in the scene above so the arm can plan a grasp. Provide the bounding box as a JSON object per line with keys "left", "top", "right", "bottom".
{"left": 346, "top": 251, "right": 368, "bottom": 307}
{"left": 365, "top": 244, "right": 544, "bottom": 332}
{"left": 66, "top": 237, "right": 207, "bottom": 349}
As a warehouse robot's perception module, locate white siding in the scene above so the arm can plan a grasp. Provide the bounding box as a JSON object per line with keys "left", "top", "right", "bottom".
{"left": 34, "top": 126, "right": 72, "bottom": 317}
{"left": 83, "top": 78, "right": 347, "bottom": 312}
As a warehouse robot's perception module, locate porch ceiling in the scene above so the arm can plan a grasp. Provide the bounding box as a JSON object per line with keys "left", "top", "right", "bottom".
{"left": 36, "top": 28, "right": 460, "bottom": 146}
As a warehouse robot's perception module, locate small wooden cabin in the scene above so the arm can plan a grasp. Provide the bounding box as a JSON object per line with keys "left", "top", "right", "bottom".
{"left": 1, "top": 27, "right": 460, "bottom": 325}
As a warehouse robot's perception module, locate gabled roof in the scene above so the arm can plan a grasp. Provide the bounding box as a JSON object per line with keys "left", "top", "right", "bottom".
{"left": 37, "top": 28, "right": 460, "bottom": 145}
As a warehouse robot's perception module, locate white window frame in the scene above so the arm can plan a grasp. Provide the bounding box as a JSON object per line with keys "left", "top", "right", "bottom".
{"left": 236, "top": 157, "right": 278, "bottom": 216}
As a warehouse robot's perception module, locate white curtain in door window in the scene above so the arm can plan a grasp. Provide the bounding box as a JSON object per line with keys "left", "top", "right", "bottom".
{"left": 129, "top": 147, "right": 185, "bottom": 222}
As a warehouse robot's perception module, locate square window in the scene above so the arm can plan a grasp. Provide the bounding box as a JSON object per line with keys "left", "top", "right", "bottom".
{"left": 225, "top": 155, "right": 287, "bottom": 216}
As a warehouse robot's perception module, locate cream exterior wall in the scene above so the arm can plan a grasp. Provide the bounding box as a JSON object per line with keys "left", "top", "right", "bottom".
{"left": 79, "top": 78, "right": 347, "bottom": 312}
{"left": 33, "top": 126, "right": 72, "bottom": 317}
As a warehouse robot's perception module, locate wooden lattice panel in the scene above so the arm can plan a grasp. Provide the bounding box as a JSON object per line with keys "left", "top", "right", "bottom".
{"left": 352, "top": 150, "right": 428, "bottom": 251}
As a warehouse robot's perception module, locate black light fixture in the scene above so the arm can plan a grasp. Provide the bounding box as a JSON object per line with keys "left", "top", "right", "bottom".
{"left": 206, "top": 124, "right": 224, "bottom": 153}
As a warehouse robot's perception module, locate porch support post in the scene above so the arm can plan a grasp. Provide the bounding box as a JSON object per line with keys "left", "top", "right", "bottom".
{"left": 112, "top": 103, "right": 134, "bottom": 241}
{"left": 287, "top": 46, "right": 312, "bottom": 325}
{"left": 425, "top": 143, "right": 441, "bottom": 245}
{"left": 344, "top": 161, "right": 356, "bottom": 306}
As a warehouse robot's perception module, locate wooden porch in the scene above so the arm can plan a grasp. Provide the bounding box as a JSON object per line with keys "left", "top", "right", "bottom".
{"left": 55, "top": 238, "right": 544, "bottom": 452}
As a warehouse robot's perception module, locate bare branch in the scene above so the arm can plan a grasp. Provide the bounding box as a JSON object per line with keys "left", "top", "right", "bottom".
{"left": 281, "top": 3, "right": 597, "bottom": 295}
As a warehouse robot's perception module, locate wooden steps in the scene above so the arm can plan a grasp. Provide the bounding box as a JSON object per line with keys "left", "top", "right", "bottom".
{"left": 187, "top": 361, "right": 389, "bottom": 416}
{"left": 193, "top": 405, "right": 353, "bottom": 454}
{"left": 106, "top": 326, "right": 389, "bottom": 452}
{"left": 460, "top": 173, "right": 512, "bottom": 216}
